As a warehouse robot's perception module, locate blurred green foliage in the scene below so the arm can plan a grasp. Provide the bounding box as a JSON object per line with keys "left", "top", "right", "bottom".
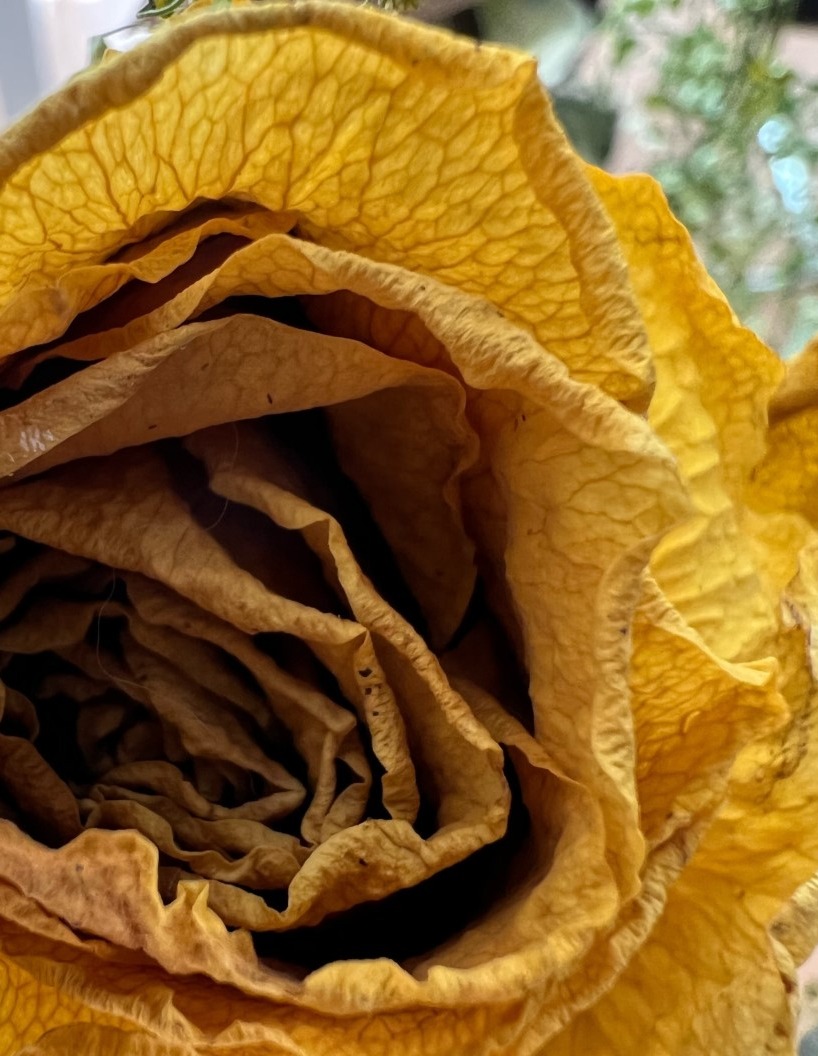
{"left": 137, "top": 0, "right": 191, "bottom": 18}
{"left": 602, "top": 0, "right": 818, "bottom": 355}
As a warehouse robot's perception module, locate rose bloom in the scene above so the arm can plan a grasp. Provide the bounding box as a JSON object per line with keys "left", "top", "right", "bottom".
{"left": 0, "top": 2, "right": 817, "bottom": 1054}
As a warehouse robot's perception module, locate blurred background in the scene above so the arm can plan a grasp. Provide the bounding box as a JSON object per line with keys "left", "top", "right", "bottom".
{"left": 1, "top": 0, "right": 818, "bottom": 1047}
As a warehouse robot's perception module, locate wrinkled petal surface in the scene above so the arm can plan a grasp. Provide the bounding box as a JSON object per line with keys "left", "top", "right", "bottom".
{"left": 0, "top": 5, "right": 816, "bottom": 1056}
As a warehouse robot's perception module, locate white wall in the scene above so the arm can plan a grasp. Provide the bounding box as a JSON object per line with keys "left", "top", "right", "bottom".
{"left": 0, "top": 0, "right": 138, "bottom": 122}
{"left": 0, "top": 0, "right": 41, "bottom": 121}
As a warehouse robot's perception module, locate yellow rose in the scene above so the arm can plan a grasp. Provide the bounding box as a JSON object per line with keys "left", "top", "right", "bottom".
{"left": 0, "top": 4, "right": 816, "bottom": 1055}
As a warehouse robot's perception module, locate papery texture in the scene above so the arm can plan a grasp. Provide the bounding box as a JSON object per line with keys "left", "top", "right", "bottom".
{"left": 0, "top": 4, "right": 815, "bottom": 1056}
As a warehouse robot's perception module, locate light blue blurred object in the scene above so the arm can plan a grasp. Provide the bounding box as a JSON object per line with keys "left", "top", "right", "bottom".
{"left": 771, "top": 153, "right": 811, "bottom": 215}
{"left": 801, "top": 1025, "right": 818, "bottom": 1056}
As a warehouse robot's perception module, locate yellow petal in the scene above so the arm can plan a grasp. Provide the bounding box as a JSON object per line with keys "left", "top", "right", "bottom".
{"left": 0, "top": 942, "right": 133, "bottom": 1056}
{"left": 0, "top": 2, "right": 652, "bottom": 402}
{"left": 13, "top": 1028, "right": 195, "bottom": 1056}
{"left": 588, "top": 167, "right": 785, "bottom": 661}
{"left": 748, "top": 337, "right": 818, "bottom": 523}
{"left": 584, "top": 165, "right": 818, "bottom": 1056}
{"left": 587, "top": 167, "right": 782, "bottom": 505}
{"left": 544, "top": 865, "right": 796, "bottom": 1056}
{"left": 0, "top": 201, "right": 293, "bottom": 363}
{"left": 628, "top": 573, "right": 784, "bottom": 848}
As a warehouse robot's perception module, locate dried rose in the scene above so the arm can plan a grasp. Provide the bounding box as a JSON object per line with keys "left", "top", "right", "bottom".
{"left": 0, "top": 4, "right": 816, "bottom": 1055}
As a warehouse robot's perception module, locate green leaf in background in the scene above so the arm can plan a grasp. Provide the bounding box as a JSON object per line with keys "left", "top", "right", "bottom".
{"left": 600, "top": 0, "right": 818, "bottom": 356}
{"left": 137, "top": 0, "right": 191, "bottom": 19}
{"left": 552, "top": 94, "right": 617, "bottom": 165}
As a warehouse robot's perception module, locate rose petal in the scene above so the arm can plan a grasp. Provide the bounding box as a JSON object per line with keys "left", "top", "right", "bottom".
{"left": 0, "top": 3, "right": 651, "bottom": 402}
{"left": 0, "top": 201, "right": 294, "bottom": 366}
